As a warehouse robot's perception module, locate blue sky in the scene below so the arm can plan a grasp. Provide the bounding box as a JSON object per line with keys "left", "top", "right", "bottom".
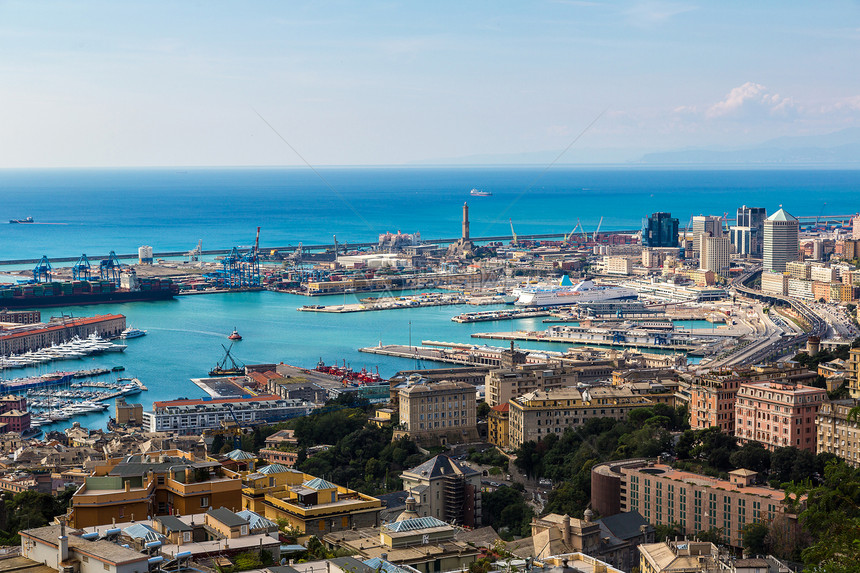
{"left": 1, "top": 1, "right": 859, "bottom": 167}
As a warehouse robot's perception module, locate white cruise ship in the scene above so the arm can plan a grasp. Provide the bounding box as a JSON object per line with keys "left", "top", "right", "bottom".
{"left": 513, "top": 276, "right": 637, "bottom": 307}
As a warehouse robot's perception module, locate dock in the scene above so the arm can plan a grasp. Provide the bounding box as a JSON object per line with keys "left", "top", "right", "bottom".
{"left": 297, "top": 292, "right": 506, "bottom": 313}
{"left": 451, "top": 308, "right": 551, "bottom": 323}
{"left": 469, "top": 330, "right": 715, "bottom": 353}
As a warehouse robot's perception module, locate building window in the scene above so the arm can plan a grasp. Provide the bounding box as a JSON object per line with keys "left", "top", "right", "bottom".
{"left": 200, "top": 497, "right": 209, "bottom": 508}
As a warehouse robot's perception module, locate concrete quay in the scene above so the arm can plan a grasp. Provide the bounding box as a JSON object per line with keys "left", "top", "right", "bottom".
{"left": 297, "top": 292, "right": 506, "bottom": 313}
{"left": 452, "top": 308, "right": 552, "bottom": 323}
{"left": 470, "top": 330, "right": 713, "bottom": 353}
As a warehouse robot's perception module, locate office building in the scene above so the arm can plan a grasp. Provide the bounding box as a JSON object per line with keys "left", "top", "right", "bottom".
{"left": 729, "top": 226, "right": 753, "bottom": 257}
{"left": 641, "top": 212, "right": 679, "bottom": 248}
{"left": 700, "top": 235, "right": 731, "bottom": 275}
{"left": 735, "top": 381, "right": 826, "bottom": 452}
{"left": 736, "top": 206, "right": 767, "bottom": 256}
{"left": 763, "top": 208, "right": 799, "bottom": 273}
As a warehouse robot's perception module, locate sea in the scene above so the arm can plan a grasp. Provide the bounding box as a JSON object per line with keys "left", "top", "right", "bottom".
{"left": 0, "top": 166, "right": 858, "bottom": 433}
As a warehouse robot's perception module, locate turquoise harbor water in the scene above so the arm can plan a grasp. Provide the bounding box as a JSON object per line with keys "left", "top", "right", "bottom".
{"left": 0, "top": 167, "right": 858, "bottom": 431}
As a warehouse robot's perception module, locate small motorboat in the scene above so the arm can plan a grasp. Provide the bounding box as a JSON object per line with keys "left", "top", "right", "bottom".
{"left": 228, "top": 328, "right": 242, "bottom": 341}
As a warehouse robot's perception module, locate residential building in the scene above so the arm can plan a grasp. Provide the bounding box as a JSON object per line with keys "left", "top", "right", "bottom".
{"left": 485, "top": 363, "right": 580, "bottom": 407}
{"left": 700, "top": 235, "right": 731, "bottom": 275}
{"left": 735, "top": 381, "right": 827, "bottom": 452}
{"left": 850, "top": 347, "right": 860, "bottom": 399}
{"left": 816, "top": 399, "right": 860, "bottom": 466}
{"left": 114, "top": 398, "right": 142, "bottom": 426}
{"left": 642, "top": 212, "right": 679, "bottom": 249}
{"left": 68, "top": 450, "right": 242, "bottom": 528}
{"left": 638, "top": 540, "right": 719, "bottom": 573}
{"left": 322, "top": 515, "right": 480, "bottom": 573}
{"left": 592, "top": 460, "right": 802, "bottom": 548}
{"left": 508, "top": 387, "right": 653, "bottom": 448}
{"left": 487, "top": 403, "right": 509, "bottom": 448}
{"left": 522, "top": 511, "right": 654, "bottom": 572}
{"left": 786, "top": 261, "right": 811, "bottom": 280}
{"left": 400, "top": 455, "right": 481, "bottom": 528}
{"left": 239, "top": 463, "right": 382, "bottom": 534}
{"left": 21, "top": 524, "right": 150, "bottom": 573}
{"left": 141, "top": 395, "right": 312, "bottom": 435}
{"left": 763, "top": 208, "right": 800, "bottom": 273}
{"left": 689, "top": 364, "right": 816, "bottom": 435}
{"left": 811, "top": 265, "right": 838, "bottom": 283}
{"left": 397, "top": 380, "right": 478, "bottom": 445}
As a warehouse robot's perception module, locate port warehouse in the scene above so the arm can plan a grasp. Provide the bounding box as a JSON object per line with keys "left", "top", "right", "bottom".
{"left": 0, "top": 314, "right": 126, "bottom": 355}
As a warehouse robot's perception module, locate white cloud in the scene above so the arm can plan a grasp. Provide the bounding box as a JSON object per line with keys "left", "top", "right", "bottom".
{"left": 706, "top": 82, "right": 793, "bottom": 119}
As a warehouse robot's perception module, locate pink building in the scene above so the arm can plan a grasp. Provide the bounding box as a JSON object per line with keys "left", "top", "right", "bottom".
{"left": 735, "top": 381, "right": 827, "bottom": 452}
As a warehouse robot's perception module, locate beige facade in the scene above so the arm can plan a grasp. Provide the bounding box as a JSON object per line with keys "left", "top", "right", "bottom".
{"left": 508, "top": 387, "right": 652, "bottom": 447}
{"left": 398, "top": 381, "right": 476, "bottom": 442}
{"left": 816, "top": 399, "right": 860, "bottom": 466}
{"left": 619, "top": 463, "right": 799, "bottom": 548}
{"left": 849, "top": 347, "right": 860, "bottom": 399}
{"left": 700, "top": 235, "right": 731, "bottom": 275}
{"left": 760, "top": 271, "right": 788, "bottom": 296}
{"left": 604, "top": 256, "right": 633, "bottom": 275}
{"left": 485, "top": 363, "right": 580, "bottom": 407}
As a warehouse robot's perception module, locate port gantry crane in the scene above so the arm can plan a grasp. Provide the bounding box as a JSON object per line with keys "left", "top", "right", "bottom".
{"left": 33, "top": 255, "right": 52, "bottom": 283}
{"left": 72, "top": 254, "right": 92, "bottom": 281}
{"left": 593, "top": 216, "right": 604, "bottom": 242}
{"left": 510, "top": 219, "right": 518, "bottom": 246}
{"left": 98, "top": 251, "right": 124, "bottom": 286}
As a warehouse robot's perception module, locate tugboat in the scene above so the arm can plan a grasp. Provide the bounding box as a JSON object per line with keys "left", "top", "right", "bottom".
{"left": 209, "top": 343, "right": 245, "bottom": 377}
{"left": 228, "top": 328, "right": 242, "bottom": 341}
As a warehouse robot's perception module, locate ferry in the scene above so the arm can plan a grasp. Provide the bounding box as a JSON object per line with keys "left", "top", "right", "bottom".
{"left": 470, "top": 189, "right": 492, "bottom": 197}
{"left": 512, "top": 276, "right": 638, "bottom": 307}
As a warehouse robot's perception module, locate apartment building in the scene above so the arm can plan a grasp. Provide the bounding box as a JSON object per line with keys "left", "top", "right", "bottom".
{"left": 485, "top": 363, "right": 580, "bottom": 407}
{"left": 760, "top": 271, "right": 788, "bottom": 296}
{"left": 593, "top": 460, "right": 800, "bottom": 548}
{"left": 850, "top": 347, "right": 860, "bottom": 399}
{"left": 239, "top": 463, "right": 381, "bottom": 534}
{"left": 689, "top": 364, "right": 816, "bottom": 435}
{"left": 488, "top": 403, "right": 509, "bottom": 449}
{"left": 735, "top": 381, "right": 826, "bottom": 452}
{"left": 816, "top": 399, "right": 860, "bottom": 466}
{"left": 397, "top": 380, "right": 477, "bottom": 445}
{"left": 508, "top": 387, "right": 652, "bottom": 447}
{"left": 141, "top": 395, "right": 312, "bottom": 435}
{"left": 400, "top": 454, "right": 482, "bottom": 528}
{"left": 69, "top": 450, "right": 242, "bottom": 528}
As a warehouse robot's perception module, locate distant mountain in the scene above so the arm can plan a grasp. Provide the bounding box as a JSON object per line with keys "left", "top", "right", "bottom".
{"left": 640, "top": 128, "right": 860, "bottom": 165}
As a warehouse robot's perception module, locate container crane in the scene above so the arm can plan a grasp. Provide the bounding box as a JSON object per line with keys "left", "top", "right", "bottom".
{"left": 98, "top": 251, "right": 123, "bottom": 286}
{"left": 509, "top": 219, "right": 518, "bottom": 246}
{"left": 254, "top": 226, "right": 261, "bottom": 255}
{"left": 33, "top": 255, "right": 52, "bottom": 283}
{"left": 577, "top": 218, "right": 587, "bottom": 243}
{"left": 72, "top": 254, "right": 92, "bottom": 281}
{"left": 592, "top": 216, "right": 604, "bottom": 242}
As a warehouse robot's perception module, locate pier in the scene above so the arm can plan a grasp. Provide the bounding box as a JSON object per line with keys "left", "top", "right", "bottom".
{"left": 469, "top": 329, "right": 723, "bottom": 353}
{"left": 452, "top": 308, "right": 552, "bottom": 323}
{"left": 297, "top": 292, "right": 506, "bottom": 313}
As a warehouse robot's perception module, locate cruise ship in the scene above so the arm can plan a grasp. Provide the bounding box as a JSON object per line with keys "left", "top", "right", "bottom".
{"left": 512, "top": 276, "right": 637, "bottom": 307}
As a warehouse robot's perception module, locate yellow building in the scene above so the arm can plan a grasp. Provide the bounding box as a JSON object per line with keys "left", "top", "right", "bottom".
{"left": 849, "top": 347, "right": 860, "bottom": 399}
{"left": 639, "top": 541, "right": 718, "bottom": 573}
{"left": 240, "top": 464, "right": 381, "bottom": 534}
{"left": 115, "top": 398, "right": 143, "bottom": 425}
{"left": 488, "top": 403, "right": 509, "bottom": 448}
{"left": 508, "top": 387, "right": 653, "bottom": 448}
{"left": 69, "top": 451, "right": 243, "bottom": 528}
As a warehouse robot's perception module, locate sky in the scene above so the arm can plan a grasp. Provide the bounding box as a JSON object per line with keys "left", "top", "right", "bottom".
{"left": 1, "top": 1, "right": 859, "bottom": 167}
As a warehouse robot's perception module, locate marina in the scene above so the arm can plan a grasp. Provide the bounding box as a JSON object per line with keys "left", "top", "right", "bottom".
{"left": 297, "top": 291, "right": 507, "bottom": 313}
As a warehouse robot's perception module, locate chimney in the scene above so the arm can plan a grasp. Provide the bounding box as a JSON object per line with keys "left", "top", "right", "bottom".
{"left": 58, "top": 520, "right": 69, "bottom": 564}
{"left": 561, "top": 514, "right": 571, "bottom": 545}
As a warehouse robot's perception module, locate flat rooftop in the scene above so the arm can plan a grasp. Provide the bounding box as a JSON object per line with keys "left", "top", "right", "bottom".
{"left": 625, "top": 463, "right": 790, "bottom": 501}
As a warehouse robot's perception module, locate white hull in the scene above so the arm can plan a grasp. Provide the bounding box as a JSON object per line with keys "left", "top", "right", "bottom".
{"left": 513, "top": 279, "right": 637, "bottom": 307}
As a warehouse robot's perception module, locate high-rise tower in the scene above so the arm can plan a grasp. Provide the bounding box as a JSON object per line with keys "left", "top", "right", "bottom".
{"left": 763, "top": 207, "right": 799, "bottom": 273}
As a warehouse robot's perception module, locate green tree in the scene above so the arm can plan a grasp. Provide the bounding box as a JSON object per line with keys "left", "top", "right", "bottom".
{"left": 742, "top": 521, "right": 770, "bottom": 556}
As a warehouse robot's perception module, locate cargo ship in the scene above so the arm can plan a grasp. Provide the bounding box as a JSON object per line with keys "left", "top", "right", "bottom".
{"left": 0, "top": 278, "right": 178, "bottom": 309}
{"left": 9, "top": 216, "right": 34, "bottom": 224}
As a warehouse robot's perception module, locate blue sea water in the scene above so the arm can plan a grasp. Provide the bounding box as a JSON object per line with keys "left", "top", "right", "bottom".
{"left": 0, "top": 166, "right": 858, "bottom": 432}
